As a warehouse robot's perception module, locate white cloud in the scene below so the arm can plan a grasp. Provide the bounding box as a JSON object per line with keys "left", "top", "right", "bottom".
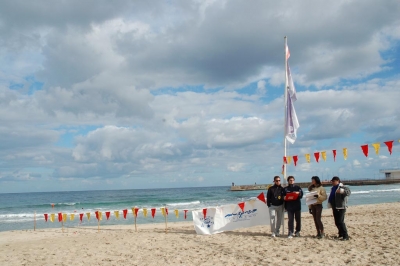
{"left": 257, "top": 80, "right": 266, "bottom": 95}
{"left": 1, "top": 0, "right": 400, "bottom": 192}
{"left": 227, "top": 163, "right": 246, "bottom": 172}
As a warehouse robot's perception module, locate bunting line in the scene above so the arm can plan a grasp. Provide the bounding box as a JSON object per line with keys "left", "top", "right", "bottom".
{"left": 284, "top": 139, "right": 397, "bottom": 166}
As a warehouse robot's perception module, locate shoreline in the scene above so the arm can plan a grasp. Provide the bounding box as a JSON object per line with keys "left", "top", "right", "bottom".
{"left": 1, "top": 202, "right": 400, "bottom": 265}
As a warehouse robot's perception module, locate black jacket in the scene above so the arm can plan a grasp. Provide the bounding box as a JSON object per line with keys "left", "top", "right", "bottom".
{"left": 283, "top": 184, "right": 303, "bottom": 211}
{"left": 267, "top": 184, "right": 284, "bottom": 207}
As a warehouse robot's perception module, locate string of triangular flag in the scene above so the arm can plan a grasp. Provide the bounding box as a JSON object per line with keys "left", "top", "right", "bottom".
{"left": 42, "top": 192, "right": 268, "bottom": 226}
{"left": 283, "top": 139, "right": 397, "bottom": 166}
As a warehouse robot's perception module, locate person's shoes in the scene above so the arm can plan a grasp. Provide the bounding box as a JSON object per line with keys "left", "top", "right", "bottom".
{"left": 271, "top": 233, "right": 276, "bottom": 238}
{"left": 288, "top": 233, "right": 293, "bottom": 239}
{"left": 295, "top": 232, "right": 301, "bottom": 237}
{"left": 315, "top": 233, "right": 321, "bottom": 238}
{"left": 275, "top": 232, "right": 280, "bottom": 237}
{"left": 341, "top": 236, "right": 349, "bottom": 241}
{"left": 317, "top": 233, "right": 325, "bottom": 239}
{"left": 335, "top": 235, "right": 343, "bottom": 239}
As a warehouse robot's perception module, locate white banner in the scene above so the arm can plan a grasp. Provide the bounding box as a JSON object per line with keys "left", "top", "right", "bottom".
{"left": 192, "top": 199, "right": 270, "bottom": 235}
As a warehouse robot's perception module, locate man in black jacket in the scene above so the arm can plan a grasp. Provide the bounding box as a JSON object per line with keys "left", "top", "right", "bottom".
{"left": 283, "top": 176, "right": 303, "bottom": 238}
{"left": 267, "top": 176, "right": 284, "bottom": 237}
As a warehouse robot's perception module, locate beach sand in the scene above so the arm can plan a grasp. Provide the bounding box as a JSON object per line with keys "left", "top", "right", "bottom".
{"left": 1, "top": 202, "right": 399, "bottom": 266}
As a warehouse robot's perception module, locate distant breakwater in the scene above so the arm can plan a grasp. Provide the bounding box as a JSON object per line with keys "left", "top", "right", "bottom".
{"left": 230, "top": 178, "right": 400, "bottom": 191}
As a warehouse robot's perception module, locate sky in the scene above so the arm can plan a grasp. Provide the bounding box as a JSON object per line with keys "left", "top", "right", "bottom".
{"left": 1, "top": 0, "right": 400, "bottom": 193}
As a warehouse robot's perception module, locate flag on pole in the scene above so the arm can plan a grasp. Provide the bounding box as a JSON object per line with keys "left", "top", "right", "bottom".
{"left": 286, "top": 45, "right": 290, "bottom": 60}
{"left": 285, "top": 45, "right": 299, "bottom": 144}
{"left": 287, "top": 63, "right": 297, "bottom": 101}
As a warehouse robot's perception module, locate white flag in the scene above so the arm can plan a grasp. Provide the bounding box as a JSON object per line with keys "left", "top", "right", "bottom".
{"left": 287, "top": 63, "right": 297, "bottom": 101}
{"left": 286, "top": 92, "right": 299, "bottom": 144}
{"left": 285, "top": 46, "right": 299, "bottom": 144}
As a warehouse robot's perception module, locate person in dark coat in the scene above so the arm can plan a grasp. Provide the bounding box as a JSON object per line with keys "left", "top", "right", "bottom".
{"left": 328, "top": 176, "right": 351, "bottom": 241}
{"left": 267, "top": 175, "right": 285, "bottom": 237}
{"left": 283, "top": 175, "right": 303, "bottom": 238}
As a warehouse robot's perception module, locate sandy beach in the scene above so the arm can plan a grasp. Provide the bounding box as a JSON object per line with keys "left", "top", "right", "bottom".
{"left": 1, "top": 202, "right": 399, "bottom": 266}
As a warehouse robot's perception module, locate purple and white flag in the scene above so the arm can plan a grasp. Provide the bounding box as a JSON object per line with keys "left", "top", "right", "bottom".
{"left": 286, "top": 92, "right": 299, "bottom": 144}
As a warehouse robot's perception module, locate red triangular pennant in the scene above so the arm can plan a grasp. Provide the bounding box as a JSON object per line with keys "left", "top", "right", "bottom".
{"left": 58, "top": 212, "right": 63, "bottom": 222}
{"left": 314, "top": 152, "right": 320, "bottom": 163}
{"left": 105, "top": 211, "right": 110, "bottom": 220}
{"left": 361, "top": 144, "right": 368, "bottom": 157}
{"left": 151, "top": 208, "right": 156, "bottom": 218}
{"left": 333, "top": 150, "right": 337, "bottom": 161}
{"left": 238, "top": 202, "right": 245, "bottom": 212}
{"left": 44, "top": 213, "right": 48, "bottom": 222}
{"left": 95, "top": 211, "right": 99, "bottom": 220}
{"left": 293, "top": 155, "right": 298, "bottom": 166}
{"left": 184, "top": 210, "right": 188, "bottom": 219}
{"left": 283, "top": 156, "right": 287, "bottom": 164}
{"left": 79, "top": 213, "right": 84, "bottom": 222}
{"left": 202, "top": 208, "right": 207, "bottom": 219}
{"left": 134, "top": 208, "right": 139, "bottom": 217}
{"left": 257, "top": 192, "right": 266, "bottom": 203}
{"left": 384, "top": 141, "right": 394, "bottom": 155}
{"left": 123, "top": 209, "right": 128, "bottom": 219}
{"left": 165, "top": 208, "right": 168, "bottom": 215}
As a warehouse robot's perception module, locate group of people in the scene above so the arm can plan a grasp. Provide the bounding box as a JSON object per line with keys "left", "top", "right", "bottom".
{"left": 266, "top": 175, "right": 351, "bottom": 240}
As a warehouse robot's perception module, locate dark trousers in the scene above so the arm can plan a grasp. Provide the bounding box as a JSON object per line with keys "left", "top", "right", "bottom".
{"left": 311, "top": 204, "right": 324, "bottom": 233}
{"left": 332, "top": 208, "right": 348, "bottom": 237}
{"left": 287, "top": 210, "right": 301, "bottom": 234}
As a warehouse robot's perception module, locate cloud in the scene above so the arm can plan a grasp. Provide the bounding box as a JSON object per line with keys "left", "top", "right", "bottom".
{"left": 257, "top": 80, "right": 266, "bottom": 95}
{"left": 1, "top": 0, "right": 400, "bottom": 191}
{"left": 3, "top": 1, "right": 399, "bottom": 91}
{"left": 227, "top": 163, "right": 246, "bottom": 172}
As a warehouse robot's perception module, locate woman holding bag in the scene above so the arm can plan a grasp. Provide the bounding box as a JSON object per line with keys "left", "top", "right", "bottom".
{"left": 308, "top": 176, "right": 327, "bottom": 239}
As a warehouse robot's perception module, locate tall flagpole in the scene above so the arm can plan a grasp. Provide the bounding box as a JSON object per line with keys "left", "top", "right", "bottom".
{"left": 282, "top": 36, "right": 288, "bottom": 235}
{"left": 284, "top": 36, "right": 288, "bottom": 182}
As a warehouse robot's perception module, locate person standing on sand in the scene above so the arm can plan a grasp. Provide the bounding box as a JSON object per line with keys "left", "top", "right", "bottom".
{"left": 267, "top": 176, "right": 284, "bottom": 237}
{"left": 308, "top": 176, "right": 327, "bottom": 239}
{"left": 328, "top": 176, "right": 351, "bottom": 241}
{"left": 283, "top": 175, "right": 303, "bottom": 238}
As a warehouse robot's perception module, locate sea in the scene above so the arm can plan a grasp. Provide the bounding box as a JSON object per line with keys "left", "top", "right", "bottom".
{"left": 1, "top": 184, "right": 400, "bottom": 232}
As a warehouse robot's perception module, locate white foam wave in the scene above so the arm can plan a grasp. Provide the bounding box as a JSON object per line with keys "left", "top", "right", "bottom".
{"left": 352, "top": 191, "right": 371, "bottom": 194}
{"left": 0, "top": 213, "right": 35, "bottom": 219}
{"left": 166, "top": 201, "right": 201, "bottom": 207}
{"left": 57, "top": 202, "right": 79, "bottom": 206}
{"left": 2, "top": 217, "right": 48, "bottom": 223}
{"left": 352, "top": 188, "right": 400, "bottom": 194}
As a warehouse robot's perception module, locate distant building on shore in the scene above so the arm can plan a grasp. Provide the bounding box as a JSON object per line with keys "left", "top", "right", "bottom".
{"left": 379, "top": 168, "right": 400, "bottom": 179}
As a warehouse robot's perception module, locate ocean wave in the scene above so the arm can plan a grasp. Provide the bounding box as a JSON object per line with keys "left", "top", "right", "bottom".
{"left": 0, "top": 213, "right": 36, "bottom": 219}
{"left": 55, "top": 202, "right": 80, "bottom": 206}
{"left": 166, "top": 201, "right": 201, "bottom": 207}
{"left": 352, "top": 191, "right": 371, "bottom": 194}
{"left": 2, "top": 218, "right": 38, "bottom": 223}
{"left": 352, "top": 188, "right": 400, "bottom": 194}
